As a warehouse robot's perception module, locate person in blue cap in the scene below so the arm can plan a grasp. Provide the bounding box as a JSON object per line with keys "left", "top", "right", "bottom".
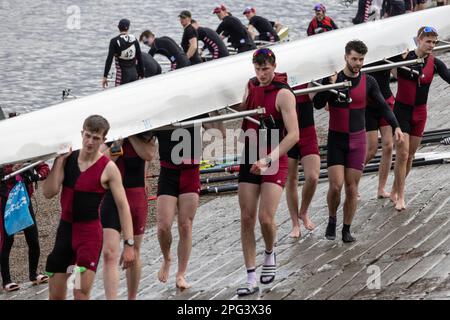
{"left": 102, "top": 18, "right": 144, "bottom": 88}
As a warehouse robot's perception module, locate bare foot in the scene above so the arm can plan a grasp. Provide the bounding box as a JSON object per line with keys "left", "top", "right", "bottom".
{"left": 289, "top": 226, "right": 301, "bottom": 238}
{"left": 377, "top": 190, "right": 391, "bottom": 199}
{"left": 299, "top": 213, "right": 315, "bottom": 231}
{"left": 390, "top": 192, "right": 398, "bottom": 204}
{"left": 158, "top": 259, "right": 171, "bottom": 283}
{"left": 395, "top": 198, "right": 406, "bottom": 211}
{"left": 176, "top": 273, "right": 191, "bottom": 290}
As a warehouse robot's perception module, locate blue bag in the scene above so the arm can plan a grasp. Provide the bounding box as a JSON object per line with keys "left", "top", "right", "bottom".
{"left": 4, "top": 181, "right": 34, "bottom": 236}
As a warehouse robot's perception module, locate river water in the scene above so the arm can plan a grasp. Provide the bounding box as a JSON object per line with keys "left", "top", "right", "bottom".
{"left": 0, "top": 0, "right": 361, "bottom": 114}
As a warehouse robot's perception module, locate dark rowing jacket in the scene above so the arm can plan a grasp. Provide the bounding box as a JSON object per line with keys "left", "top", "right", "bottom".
{"left": 104, "top": 34, "right": 144, "bottom": 78}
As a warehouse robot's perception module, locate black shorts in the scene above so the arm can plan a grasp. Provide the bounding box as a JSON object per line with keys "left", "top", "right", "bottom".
{"left": 100, "top": 191, "right": 121, "bottom": 233}
{"left": 101, "top": 188, "right": 148, "bottom": 236}
{"left": 157, "top": 166, "right": 201, "bottom": 197}
{"left": 365, "top": 106, "right": 383, "bottom": 132}
{"left": 394, "top": 102, "right": 427, "bottom": 137}
{"left": 119, "top": 66, "right": 138, "bottom": 85}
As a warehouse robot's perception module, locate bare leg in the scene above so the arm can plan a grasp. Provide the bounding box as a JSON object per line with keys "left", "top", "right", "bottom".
{"left": 48, "top": 273, "right": 70, "bottom": 300}
{"left": 156, "top": 195, "right": 178, "bottom": 283}
{"left": 126, "top": 235, "right": 144, "bottom": 299}
{"left": 325, "top": 165, "right": 345, "bottom": 240}
{"left": 342, "top": 168, "right": 362, "bottom": 242}
{"left": 102, "top": 229, "right": 121, "bottom": 300}
{"left": 392, "top": 134, "right": 410, "bottom": 211}
{"left": 364, "top": 130, "right": 379, "bottom": 166}
{"left": 343, "top": 168, "right": 363, "bottom": 225}
{"left": 238, "top": 183, "right": 260, "bottom": 269}
{"left": 405, "top": 136, "right": 422, "bottom": 178}
{"left": 364, "top": 131, "right": 378, "bottom": 198}
{"left": 298, "top": 154, "right": 320, "bottom": 230}
{"left": 258, "top": 183, "right": 284, "bottom": 253}
{"left": 378, "top": 126, "right": 393, "bottom": 198}
{"left": 73, "top": 269, "right": 96, "bottom": 300}
{"left": 327, "top": 165, "right": 345, "bottom": 218}
{"left": 175, "top": 193, "right": 199, "bottom": 289}
{"left": 286, "top": 158, "right": 301, "bottom": 238}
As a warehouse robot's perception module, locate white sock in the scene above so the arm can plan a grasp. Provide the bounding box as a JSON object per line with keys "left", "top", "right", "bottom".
{"left": 247, "top": 268, "right": 256, "bottom": 285}
{"left": 264, "top": 250, "right": 275, "bottom": 266}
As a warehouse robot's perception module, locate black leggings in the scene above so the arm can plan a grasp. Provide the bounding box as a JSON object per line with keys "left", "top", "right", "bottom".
{"left": 1, "top": 198, "right": 40, "bottom": 285}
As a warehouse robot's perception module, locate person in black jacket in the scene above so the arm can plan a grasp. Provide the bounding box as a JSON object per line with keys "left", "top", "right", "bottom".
{"left": 213, "top": 4, "right": 256, "bottom": 53}
{"left": 103, "top": 19, "right": 144, "bottom": 88}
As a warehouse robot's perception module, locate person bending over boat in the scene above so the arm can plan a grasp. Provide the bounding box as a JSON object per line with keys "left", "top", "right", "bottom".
{"left": 43, "top": 115, "right": 135, "bottom": 300}
{"left": 100, "top": 135, "right": 156, "bottom": 300}
{"left": 307, "top": 3, "right": 338, "bottom": 36}
{"left": 213, "top": 4, "right": 256, "bottom": 53}
{"left": 179, "top": 10, "right": 202, "bottom": 65}
{"left": 191, "top": 19, "right": 229, "bottom": 60}
{"left": 285, "top": 83, "right": 320, "bottom": 238}
{"left": 102, "top": 19, "right": 144, "bottom": 88}
{"left": 363, "top": 61, "right": 396, "bottom": 199}
{"left": 381, "top": 0, "right": 406, "bottom": 17}
{"left": 313, "top": 40, "right": 404, "bottom": 243}
{"left": 141, "top": 52, "right": 162, "bottom": 77}
{"left": 389, "top": 26, "right": 450, "bottom": 211}
{"left": 140, "top": 30, "right": 191, "bottom": 70}
{"left": 234, "top": 48, "right": 299, "bottom": 296}
{"left": 242, "top": 6, "right": 280, "bottom": 43}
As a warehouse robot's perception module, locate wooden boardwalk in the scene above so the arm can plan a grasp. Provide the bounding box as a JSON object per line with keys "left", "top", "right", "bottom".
{"left": 2, "top": 52, "right": 450, "bottom": 301}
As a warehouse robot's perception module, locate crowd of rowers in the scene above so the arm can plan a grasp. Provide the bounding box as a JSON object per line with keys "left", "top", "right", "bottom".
{"left": 101, "top": 3, "right": 341, "bottom": 88}
{"left": 352, "top": 0, "right": 449, "bottom": 24}
{"left": 0, "top": 3, "right": 450, "bottom": 300}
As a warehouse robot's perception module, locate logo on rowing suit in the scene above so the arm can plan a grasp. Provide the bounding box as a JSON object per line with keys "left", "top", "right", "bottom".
{"left": 90, "top": 262, "right": 96, "bottom": 267}
{"left": 276, "top": 180, "right": 282, "bottom": 185}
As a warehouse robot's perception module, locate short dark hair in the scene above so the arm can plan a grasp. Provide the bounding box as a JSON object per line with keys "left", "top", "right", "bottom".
{"left": 345, "top": 40, "right": 368, "bottom": 55}
{"left": 118, "top": 18, "right": 130, "bottom": 32}
{"left": 139, "top": 30, "right": 154, "bottom": 42}
{"left": 252, "top": 48, "right": 276, "bottom": 66}
{"left": 83, "top": 115, "right": 110, "bottom": 137}
{"left": 417, "top": 26, "right": 438, "bottom": 39}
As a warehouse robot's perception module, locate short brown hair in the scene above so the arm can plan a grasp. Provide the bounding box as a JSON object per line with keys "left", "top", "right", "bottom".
{"left": 83, "top": 115, "right": 110, "bottom": 137}
{"left": 417, "top": 26, "right": 438, "bottom": 39}
{"left": 139, "top": 30, "right": 154, "bottom": 42}
{"left": 252, "top": 48, "right": 276, "bottom": 66}
{"left": 345, "top": 40, "right": 368, "bottom": 55}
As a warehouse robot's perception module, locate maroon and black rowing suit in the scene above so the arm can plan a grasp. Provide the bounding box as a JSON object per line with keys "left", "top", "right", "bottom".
{"left": 46, "top": 151, "right": 110, "bottom": 273}
{"left": 288, "top": 83, "right": 320, "bottom": 160}
{"left": 239, "top": 72, "right": 294, "bottom": 187}
{"left": 314, "top": 71, "right": 400, "bottom": 171}
{"left": 101, "top": 139, "right": 148, "bottom": 236}
{"left": 365, "top": 61, "right": 395, "bottom": 131}
{"left": 391, "top": 51, "right": 450, "bottom": 137}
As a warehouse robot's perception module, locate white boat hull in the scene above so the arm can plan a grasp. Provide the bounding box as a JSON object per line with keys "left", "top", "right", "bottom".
{"left": 1, "top": 7, "right": 450, "bottom": 166}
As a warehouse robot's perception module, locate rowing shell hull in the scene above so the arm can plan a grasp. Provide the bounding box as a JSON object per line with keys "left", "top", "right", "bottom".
{"left": 1, "top": 7, "right": 450, "bottom": 166}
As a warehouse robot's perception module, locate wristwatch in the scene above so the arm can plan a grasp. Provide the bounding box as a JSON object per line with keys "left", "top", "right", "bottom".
{"left": 124, "top": 239, "right": 135, "bottom": 246}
